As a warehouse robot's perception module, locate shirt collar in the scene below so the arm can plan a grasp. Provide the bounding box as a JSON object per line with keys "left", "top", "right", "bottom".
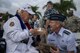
{"left": 58, "top": 27, "right": 65, "bottom": 36}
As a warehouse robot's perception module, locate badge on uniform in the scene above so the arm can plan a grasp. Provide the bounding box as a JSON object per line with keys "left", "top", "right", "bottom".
{"left": 9, "top": 22, "right": 14, "bottom": 27}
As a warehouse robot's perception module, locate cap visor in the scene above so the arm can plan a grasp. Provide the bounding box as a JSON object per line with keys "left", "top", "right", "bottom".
{"left": 27, "top": 10, "right": 35, "bottom": 14}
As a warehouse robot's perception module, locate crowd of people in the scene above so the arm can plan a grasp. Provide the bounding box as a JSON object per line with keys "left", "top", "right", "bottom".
{"left": 0, "top": 1, "right": 79, "bottom": 53}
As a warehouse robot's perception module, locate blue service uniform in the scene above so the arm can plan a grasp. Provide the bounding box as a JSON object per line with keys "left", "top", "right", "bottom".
{"left": 47, "top": 27, "right": 76, "bottom": 53}
{"left": 3, "top": 16, "right": 38, "bottom": 53}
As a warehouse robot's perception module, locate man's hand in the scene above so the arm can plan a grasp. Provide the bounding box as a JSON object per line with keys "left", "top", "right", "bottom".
{"left": 30, "top": 28, "right": 48, "bottom": 36}
{"left": 50, "top": 47, "right": 60, "bottom": 53}
{"left": 30, "top": 29, "right": 38, "bottom": 35}
{"left": 39, "top": 28, "right": 48, "bottom": 35}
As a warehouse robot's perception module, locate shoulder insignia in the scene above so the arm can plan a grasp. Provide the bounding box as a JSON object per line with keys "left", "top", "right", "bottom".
{"left": 9, "top": 22, "right": 14, "bottom": 27}
{"left": 63, "top": 30, "right": 71, "bottom": 35}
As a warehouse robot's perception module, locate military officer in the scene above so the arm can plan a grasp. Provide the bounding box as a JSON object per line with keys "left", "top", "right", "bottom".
{"left": 47, "top": 14, "right": 77, "bottom": 53}
{"left": 3, "top": 4, "right": 39, "bottom": 53}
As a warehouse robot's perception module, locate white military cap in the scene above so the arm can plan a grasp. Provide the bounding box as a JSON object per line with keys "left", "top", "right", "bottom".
{"left": 19, "top": 4, "right": 35, "bottom": 14}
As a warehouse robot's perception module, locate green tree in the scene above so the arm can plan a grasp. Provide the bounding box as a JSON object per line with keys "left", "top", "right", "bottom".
{"left": 43, "top": 0, "right": 76, "bottom": 16}
{"left": 31, "top": 6, "right": 42, "bottom": 18}
{"left": 53, "top": 0, "right": 76, "bottom": 16}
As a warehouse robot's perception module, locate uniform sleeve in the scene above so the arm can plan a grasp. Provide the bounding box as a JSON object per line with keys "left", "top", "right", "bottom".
{"left": 3, "top": 17, "right": 29, "bottom": 42}
{"left": 7, "top": 29, "right": 29, "bottom": 42}
{"left": 47, "top": 34, "right": 52, "bottom": 44}
{"left": 67, "top": 34, "right": 76, "bottom": 52}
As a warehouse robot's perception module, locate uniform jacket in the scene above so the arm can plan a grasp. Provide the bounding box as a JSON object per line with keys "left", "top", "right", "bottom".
{"left": 3, "top": 16, "right": 38, "bottom": 53}
{"left": 47, "top": 27, "right": 76, "bottom": 53}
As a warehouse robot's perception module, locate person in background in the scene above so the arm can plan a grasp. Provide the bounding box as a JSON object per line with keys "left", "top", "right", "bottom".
{"left": 43, "top": 1, "right": 59, "bottom": 30}
{"left": 28, "top": 15, "right": 39, "bottom": 48}
{"left": 29, "top": 14, "right": 40, "bottom": 29}
{"left": 47, "top": 14, "right": 77, "bottom": 53}
{"left": 33, "top": 14, "right": 40, "bottom": 29}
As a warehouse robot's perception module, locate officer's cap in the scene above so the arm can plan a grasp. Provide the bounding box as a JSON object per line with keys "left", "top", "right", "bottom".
{"left": 19, "top": 4, "right": 35, "bottom": 15}
{"left": 48, "top": 14, "right": 66, "bottom": 22}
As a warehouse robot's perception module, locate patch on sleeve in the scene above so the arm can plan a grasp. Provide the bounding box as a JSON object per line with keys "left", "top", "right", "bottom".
{"left": 9, "top": 22, "right": 14, "bottom": 27}
{"left": 63, "top": 30, "right": 71, "bottom": 35}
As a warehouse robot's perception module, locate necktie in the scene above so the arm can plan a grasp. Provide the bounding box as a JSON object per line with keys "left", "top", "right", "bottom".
{"left": 25, "top": 22, "right": 31, "bottom": 30}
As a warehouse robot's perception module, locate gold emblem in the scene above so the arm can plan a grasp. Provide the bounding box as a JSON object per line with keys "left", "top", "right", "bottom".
{"left": 10, "top": 22, "right": 14, "bottom": 27}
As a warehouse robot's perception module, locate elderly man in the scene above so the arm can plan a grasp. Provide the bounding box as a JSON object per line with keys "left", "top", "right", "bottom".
{"left": 47, "top": 14, "right": 77, "bottom": 53}
{"left": 3, "top": 4, "right": 39, "bottom": 53}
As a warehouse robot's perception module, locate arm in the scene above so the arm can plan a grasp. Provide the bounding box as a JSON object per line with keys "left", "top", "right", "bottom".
{"left": 3, "top": 17, "right": 29, "bottom": 42}
{"left": 7, "top": 29, "right": 29, "bottom": 42}
{"left": 67, "top": 34, "right": 76, "bottom": 53}
{"left": 30, "top": 28, "right": 48, "bottom": 36}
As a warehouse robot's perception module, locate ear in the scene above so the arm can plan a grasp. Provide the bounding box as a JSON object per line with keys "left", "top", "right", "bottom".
{"left": 56, "top": 23, "right": 60, "bottom": 28}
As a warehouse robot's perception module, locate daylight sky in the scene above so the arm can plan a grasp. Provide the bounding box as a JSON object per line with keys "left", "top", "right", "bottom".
{"left": 0, "top": 0, "right": 80, "bottom": 18}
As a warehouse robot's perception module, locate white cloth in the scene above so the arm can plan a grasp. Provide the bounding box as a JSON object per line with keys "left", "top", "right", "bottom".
{"left": 19, "top": 4, "right": 35, "bottom": 14}
{"left": 3, "top": 16, "right": 38, "bottom": 53}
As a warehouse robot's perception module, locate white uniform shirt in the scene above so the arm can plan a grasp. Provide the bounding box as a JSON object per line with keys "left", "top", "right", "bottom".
{"left": 47, "top": 27, "right": 76, "bottom": 53}
{"left": 3, "top": 16, "right": 38, "bottom": 53}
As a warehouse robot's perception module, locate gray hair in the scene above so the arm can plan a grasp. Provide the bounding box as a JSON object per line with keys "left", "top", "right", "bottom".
{"left": 57, "top": 21, "right": 64, "bottom": 26}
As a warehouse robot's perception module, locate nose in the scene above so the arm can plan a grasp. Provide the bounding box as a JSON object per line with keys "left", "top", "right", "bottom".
{"left": 48, "top": 25, "right": 50, "bottom": 28}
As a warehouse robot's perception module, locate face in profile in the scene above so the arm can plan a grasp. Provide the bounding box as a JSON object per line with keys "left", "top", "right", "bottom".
{"left": 49, "top": 20, "right": 60, "bottom": 32}
{"left": 20, "top": 10, "right": 31, "bottom": 22}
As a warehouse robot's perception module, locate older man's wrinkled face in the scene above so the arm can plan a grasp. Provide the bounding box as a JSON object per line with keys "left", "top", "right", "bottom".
{"left": 20, "top": 10, "right": 31, "bottom": 22}
{"left": 49, "top": 20, "right": 60, "bottom": 32}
